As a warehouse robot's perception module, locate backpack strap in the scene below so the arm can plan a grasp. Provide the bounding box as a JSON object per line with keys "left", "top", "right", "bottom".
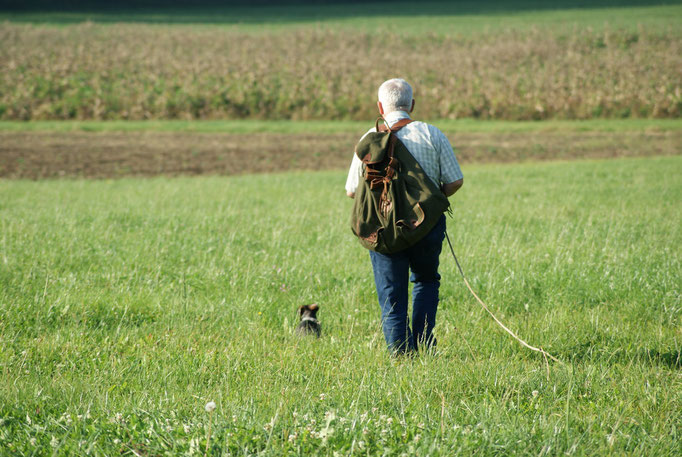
{"left": 367, "top": 117, "right": 415, "bottom": 215}
{"left": 375, "top": 116, "right": 413, "bottom": 133}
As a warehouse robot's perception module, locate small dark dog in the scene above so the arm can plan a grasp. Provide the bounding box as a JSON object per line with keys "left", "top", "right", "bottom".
{"left": 296, "top": 304, "right": 321, "bottom": 337}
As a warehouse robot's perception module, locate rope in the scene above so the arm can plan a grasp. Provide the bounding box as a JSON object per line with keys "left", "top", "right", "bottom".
{"left": 444, "top": 230, "right": 563, "bottom": 365}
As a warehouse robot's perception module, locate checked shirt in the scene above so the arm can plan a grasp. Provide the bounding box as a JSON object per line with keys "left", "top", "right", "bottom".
{"left": 345, "top": 110, "right": 463, "bottom": 194}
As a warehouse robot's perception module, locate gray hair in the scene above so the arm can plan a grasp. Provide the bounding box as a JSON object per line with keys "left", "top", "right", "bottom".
{"left": 378, "top": 78, "right": 413, "bottom": 113}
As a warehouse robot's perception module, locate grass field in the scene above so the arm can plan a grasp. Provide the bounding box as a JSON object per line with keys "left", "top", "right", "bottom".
{"left": 1, "top": 1, "right": 681, "bottom": 454}
{"left": 2, "top": 119, "right": 682, "bottom": 134}
{"left": 1, "top": 155, "right": 680, "bottom": 455}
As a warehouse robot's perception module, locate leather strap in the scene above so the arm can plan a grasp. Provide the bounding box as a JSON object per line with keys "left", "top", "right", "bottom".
{"left": 375, "top": 116, "right": 413, "bottom": 133}
{"left": 365, "top": 117, "right": 415, "bottom": 216}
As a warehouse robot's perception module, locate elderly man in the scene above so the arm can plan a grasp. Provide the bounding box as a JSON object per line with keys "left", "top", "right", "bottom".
{"left": 345, "top": 78, "right": 463, "bottom": 354}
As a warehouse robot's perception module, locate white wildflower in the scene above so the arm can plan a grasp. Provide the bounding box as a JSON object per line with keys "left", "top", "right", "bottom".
{"left": 318, "top": 393, "right": 326, "bottom": 401}
{"left": 204, "top": 401, "right": 216, "bottom": 413}
{"left": 29, "top": 438, "right": 37, "bottom": 446}
{"left": 319, "top": 425, "right": 334, "bottom": 441}
{"left": 189, "top": 437, "right": 200, "bottom": 455}
{"left": 532, "top": 390, "right": 539, "bottom": 398}
{"left": 50, "top": 436, "right": 59, "bottom": 448}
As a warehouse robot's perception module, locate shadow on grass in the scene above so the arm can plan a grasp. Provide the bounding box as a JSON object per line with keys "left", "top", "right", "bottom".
{"left": 562, "top": 340, "right": 682, "bottom": 369}
{"left": 2, "top": 0, "right": 681, "bottom": 25}
{"left": 640, "top": 348, "right": 682, "bottom": 369}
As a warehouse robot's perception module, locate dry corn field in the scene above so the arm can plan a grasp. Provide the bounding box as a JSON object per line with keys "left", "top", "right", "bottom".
{"left": 1, "top": 23, "right": 681, "bottom": 121}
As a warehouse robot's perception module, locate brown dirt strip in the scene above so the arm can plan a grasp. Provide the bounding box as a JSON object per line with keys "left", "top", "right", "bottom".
{"left": 1, "top": 130, "right": 680, "bottom": 179}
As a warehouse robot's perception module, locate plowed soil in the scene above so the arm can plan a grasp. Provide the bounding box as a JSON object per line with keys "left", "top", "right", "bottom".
{"left": 1, "top": 130, "right": 679, "bottom": 179}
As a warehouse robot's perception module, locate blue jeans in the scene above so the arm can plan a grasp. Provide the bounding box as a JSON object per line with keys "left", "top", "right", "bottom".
{"left": 369, "top": 215, "right": 446, "bottom": 354}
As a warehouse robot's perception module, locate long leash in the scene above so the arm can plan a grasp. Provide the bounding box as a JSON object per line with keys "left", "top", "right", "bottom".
{"left": 444, "top": 230, "right": 563, "bottom": 365}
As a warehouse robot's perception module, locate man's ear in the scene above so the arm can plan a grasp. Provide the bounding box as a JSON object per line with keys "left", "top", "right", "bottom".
{"left": 409, "top": 99, "right": 415, "bottom": 113}
{"left": 377, "top": 101, "right": 385, "bottom": 115}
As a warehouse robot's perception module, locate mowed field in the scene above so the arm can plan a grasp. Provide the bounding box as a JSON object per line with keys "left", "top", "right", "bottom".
{"left": 1, "top": 120, "right": 680, "bottom": 179}
{"left": 1, "top": 1, "right": 682, "bottom": 456}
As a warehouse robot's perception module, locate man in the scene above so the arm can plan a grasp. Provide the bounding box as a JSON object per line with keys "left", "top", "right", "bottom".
{"left": 345, "top": 78, "right": 463, "bottom": 354}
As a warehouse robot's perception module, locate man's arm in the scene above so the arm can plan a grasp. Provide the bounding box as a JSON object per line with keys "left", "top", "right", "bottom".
{"left": 442, "top": 178, "right": 463, "bottom": 197}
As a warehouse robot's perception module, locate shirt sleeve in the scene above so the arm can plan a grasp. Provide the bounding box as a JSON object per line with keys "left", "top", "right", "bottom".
{"left": 434, "top": 127, "right": 463, "bottom": 184}
{"left": 345, "top": 154, "right": 363, "bottom": 194}
{"left": 345, "top": 128, "right": 375, "bottom": 194}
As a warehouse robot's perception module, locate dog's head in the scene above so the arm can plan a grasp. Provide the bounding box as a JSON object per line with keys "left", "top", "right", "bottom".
{"left": 298, "top": 303, "right": 319, "bottom": 319}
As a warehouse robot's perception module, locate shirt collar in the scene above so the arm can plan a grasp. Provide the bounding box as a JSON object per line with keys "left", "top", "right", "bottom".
{"left": 383, "top": 110, "right": 411, "bottom": 127}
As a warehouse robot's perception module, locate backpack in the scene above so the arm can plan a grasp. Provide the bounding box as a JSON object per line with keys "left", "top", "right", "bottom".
{"left": 350, "top": 118, "right": 450, "bottom": 254}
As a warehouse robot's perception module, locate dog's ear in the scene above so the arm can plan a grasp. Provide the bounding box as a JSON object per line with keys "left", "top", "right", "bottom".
{"left": 308, "top": 303, "right": 319, "bottom": 315}
{"left": 297, "top": 305, "right": 306, "bottom": 317}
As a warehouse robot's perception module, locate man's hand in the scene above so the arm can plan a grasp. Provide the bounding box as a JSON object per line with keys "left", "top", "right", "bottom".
{"left": 346, "top": 191, "right": 355, "bottom": 199}
{"left": 442, "top": 178, "right": 463, "bottom": 197}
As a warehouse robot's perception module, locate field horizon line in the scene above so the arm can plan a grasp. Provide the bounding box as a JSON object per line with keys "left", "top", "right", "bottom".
{"left": 2, "top": 118, "right": 681, "bottom": 135}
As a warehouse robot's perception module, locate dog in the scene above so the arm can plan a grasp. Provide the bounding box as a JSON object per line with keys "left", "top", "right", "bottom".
{"left": 296, "top": 304, "right": 321, "bottom": 337}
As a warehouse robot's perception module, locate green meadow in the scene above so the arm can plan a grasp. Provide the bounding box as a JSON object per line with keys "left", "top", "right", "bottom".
{"left": 3, "top": 1, "right": 681, "bottom": 33}
{"left": 2, "top": 118, "right": 681, "bottom": 134}
{"left": 1, "top": 156, "right": 680, "bottom": 455}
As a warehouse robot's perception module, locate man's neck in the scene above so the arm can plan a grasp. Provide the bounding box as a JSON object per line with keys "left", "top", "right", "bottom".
{"left": 383, "top": 110, "right": 411, "bottom": 127}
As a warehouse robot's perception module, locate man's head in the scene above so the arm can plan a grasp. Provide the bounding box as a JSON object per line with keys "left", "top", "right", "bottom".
{"left": 377, "top": 78, "right": 415, "bottom": 115}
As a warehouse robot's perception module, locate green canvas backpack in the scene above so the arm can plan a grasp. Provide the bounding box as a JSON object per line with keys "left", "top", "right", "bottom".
{"left": 350, "top": 118, "right": 450, "bottom": 254}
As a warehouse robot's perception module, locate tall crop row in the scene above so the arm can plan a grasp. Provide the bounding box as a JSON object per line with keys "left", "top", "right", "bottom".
{"left": 0, "top": 23, "right": 680, "bottom": 120}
